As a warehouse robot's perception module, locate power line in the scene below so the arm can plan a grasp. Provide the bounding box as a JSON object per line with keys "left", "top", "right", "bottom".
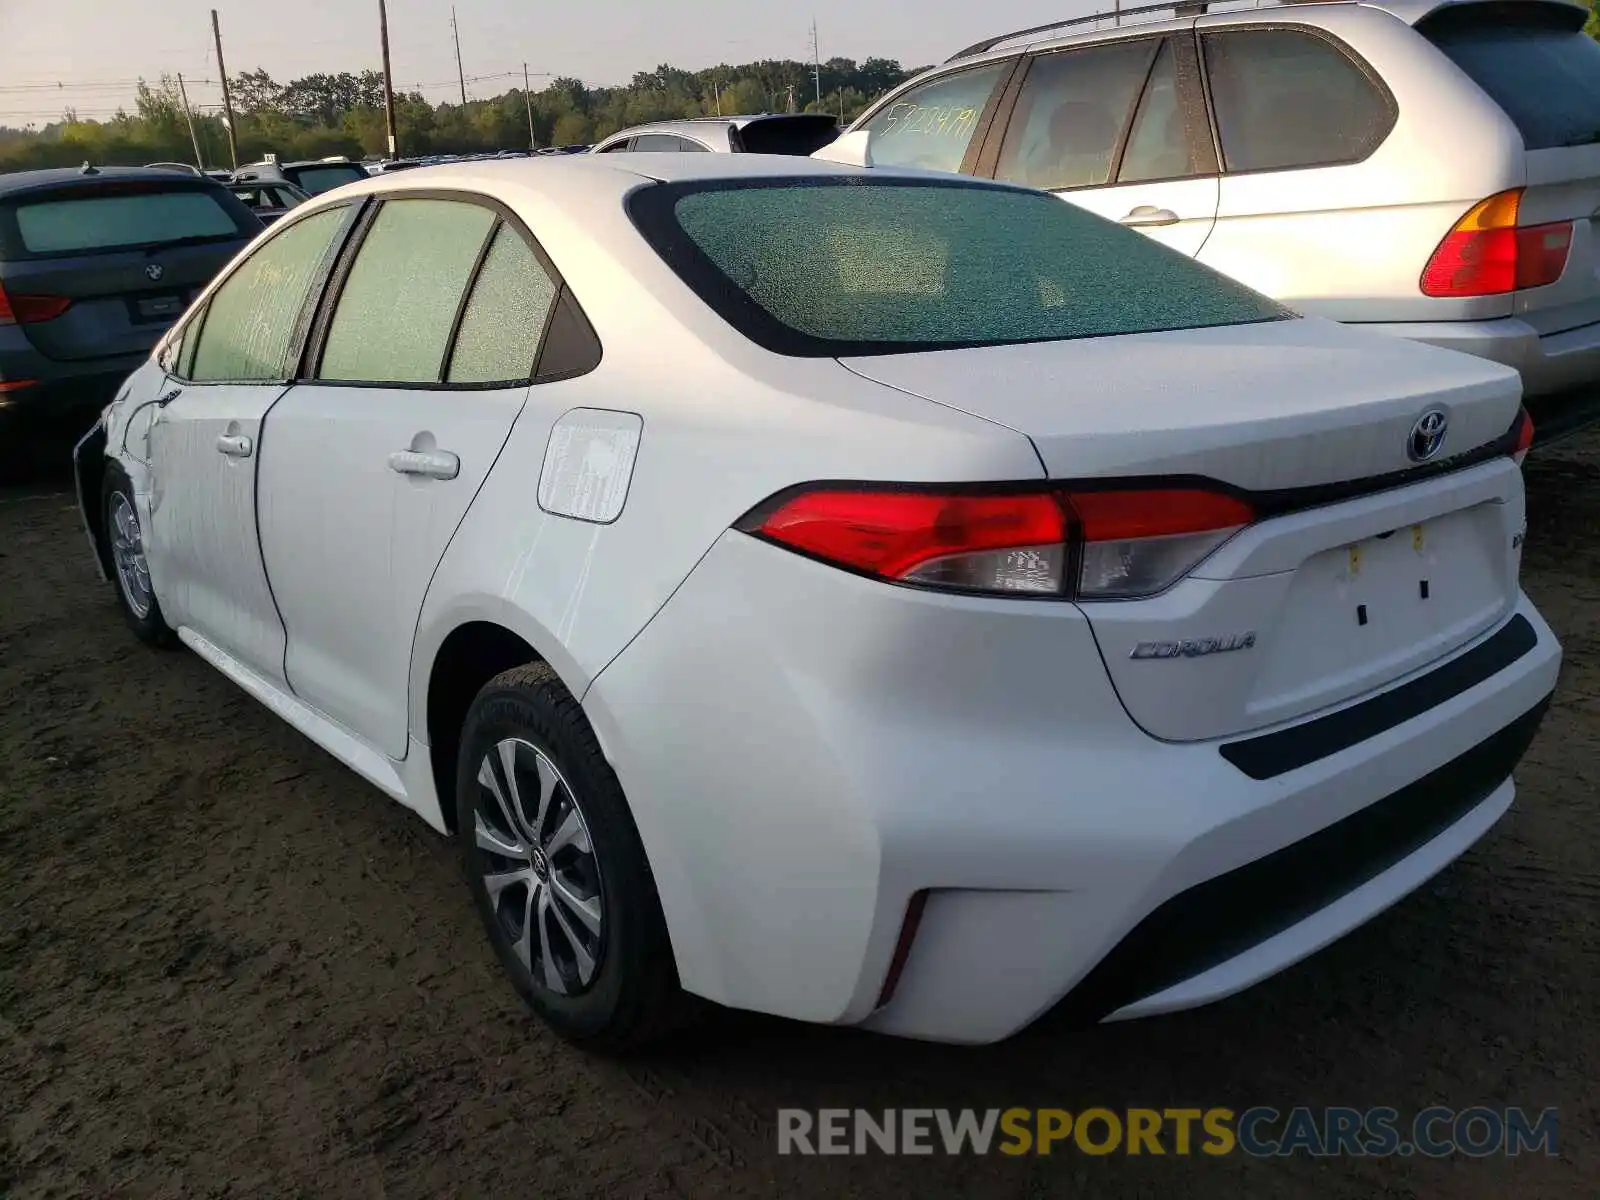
{"left": 451, "top": 6, "right": 467, "bottom": 104}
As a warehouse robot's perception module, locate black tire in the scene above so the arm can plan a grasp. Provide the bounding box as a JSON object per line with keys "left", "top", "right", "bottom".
{"left": 456, "top": 662, "right": 691, "bottom": 1052}
{"left": 102, "top": 462, "right": 176, "bottom": 647}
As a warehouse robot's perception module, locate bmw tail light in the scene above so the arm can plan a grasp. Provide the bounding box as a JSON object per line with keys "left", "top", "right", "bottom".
{"left": 0, "top": 283, "right": 72, "bottom": 325}
{"left": 738, "top": 484, "right": 1254, "bottom": 600}
{"left": 1420, "top": 189, "right": 1573, "bottom": 298}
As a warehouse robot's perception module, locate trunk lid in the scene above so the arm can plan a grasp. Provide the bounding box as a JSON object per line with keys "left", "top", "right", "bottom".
{"left": 840, "top": 317, "right": 1528, "bottom": 741}
{"left": 0, "top": 178, "right": 257, "bottom": 362}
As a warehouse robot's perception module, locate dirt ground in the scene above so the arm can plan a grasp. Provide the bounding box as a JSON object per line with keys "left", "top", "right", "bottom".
{"left": 1, "top": 427, "right": 1596, "bottom": 1200}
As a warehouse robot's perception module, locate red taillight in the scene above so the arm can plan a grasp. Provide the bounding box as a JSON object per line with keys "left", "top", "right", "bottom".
{"left": 1514, "top": 407, "right": 1535, "bottom": 464}
{"left": 741, "top": 483, "right": 1254, "bottom": 600}
{"left": 1515, "top": 222, "right": 1573, "bottom": 290}
{"left": 0, "top": 284, "right": 72, "bottom": 325}
{"left": 1420, "top": 190, "right": 1573, "bottom": 298}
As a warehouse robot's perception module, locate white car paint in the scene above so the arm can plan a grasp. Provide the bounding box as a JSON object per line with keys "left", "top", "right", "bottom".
{"left": 86, "top": 154, "right": 1560, "bottom": 1045}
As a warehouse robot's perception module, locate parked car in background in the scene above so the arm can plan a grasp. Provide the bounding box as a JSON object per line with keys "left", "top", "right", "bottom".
{"left": 536, "top": 144, "right": 591, "bottom": 156}
{"left": 145, "top": 162, "right": 204, "bottom": 176}
{"left": 0, "top": 165, "right": 260, "bottom": 444}
{"left": 76, "top": 155, "right": 1555, "bottom": 1052}
{"left": 368, "top": 158, "right": 427, "bottom": 174}
{"left": 836, "top": 0, "right": 1600, "bottom": 398}
{"left": 233, "top": 156, "right": 371, "bottom": 196}
{"left": 229, "top": 180, "right": 310, "bottom": 227}
{"left": 592, "top": 114, "right": 839, "bottom": 156}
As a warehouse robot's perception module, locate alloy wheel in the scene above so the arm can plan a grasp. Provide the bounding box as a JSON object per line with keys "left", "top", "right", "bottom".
{"left": 474, "top": 737, "right": 606, "bottom": 995}
{"left": 109, "top": 492, "right": 154, "bottom": 619}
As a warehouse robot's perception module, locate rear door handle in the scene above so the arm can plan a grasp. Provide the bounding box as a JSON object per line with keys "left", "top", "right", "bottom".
{"left": 216, "top": 433, "right": 253, "bottom": 458}
{"left": 388, "top": 448, "right": 460, "bottom": 480}
{"left": 1119, "top": 205, "right": 1181, "bottom": 228}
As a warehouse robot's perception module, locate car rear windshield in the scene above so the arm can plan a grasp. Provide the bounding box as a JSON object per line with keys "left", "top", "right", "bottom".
{"left": 626, "top": 177, "right": 1291, "bottom": 357}
{"left": 288, "top": 165, "right": 369, "bottom": 194}
{"left": 1421, "top": 4, "right": 1600, "bottom": 150}
{"left": 6, "top": 185, "right": 247, "bottom": 257}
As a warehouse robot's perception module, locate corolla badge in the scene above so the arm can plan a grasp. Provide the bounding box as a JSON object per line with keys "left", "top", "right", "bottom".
{"left": 145, "top": 263, "right": 165, "bottom": 281}
{"left": 1407, "top": 407, "right": 1449, "bottom": 463}
{"left": 1130, "top": 632, "right": 1257, "bottom": 660}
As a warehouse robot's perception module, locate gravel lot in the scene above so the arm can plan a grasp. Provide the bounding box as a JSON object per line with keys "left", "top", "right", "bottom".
{"left": 1, "top": 428, "right": 1596, "bottom": 1199}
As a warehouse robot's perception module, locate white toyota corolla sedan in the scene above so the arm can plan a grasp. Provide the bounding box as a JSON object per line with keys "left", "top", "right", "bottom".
{"left": 73, "top": 154, "right": 1561, "bottom": 1050}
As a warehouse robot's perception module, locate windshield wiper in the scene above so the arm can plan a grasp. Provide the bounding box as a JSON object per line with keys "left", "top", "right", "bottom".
{"left": 139, "top": 233, "right": 233, "bottom": 256}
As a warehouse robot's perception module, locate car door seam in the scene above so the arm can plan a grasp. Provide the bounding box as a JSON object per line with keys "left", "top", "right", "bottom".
{"left": 403, "top": 386, "right": 537, "bottom": 748}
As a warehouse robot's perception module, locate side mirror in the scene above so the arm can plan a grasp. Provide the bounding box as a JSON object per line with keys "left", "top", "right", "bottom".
{"left": 811, "top": 129, "right": 872, "bottom": 168}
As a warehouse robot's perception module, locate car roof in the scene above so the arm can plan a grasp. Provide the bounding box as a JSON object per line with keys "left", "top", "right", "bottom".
{"left": 0, "top": 165, "right": 223, "bottom": 198}
{"left": 301, "top": 152, "right": 930, "bottom": 204}
{"left": 935, "top": 0, "right": 1585, "bottom": 66}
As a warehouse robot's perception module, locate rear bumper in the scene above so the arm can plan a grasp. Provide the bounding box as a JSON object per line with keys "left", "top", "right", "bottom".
{"left": 1356, "top": 316, "right": 1600, "bottom": 398}
{"left": 585, "top": 530, "right": 1562, "bottom": 1044}
{"left": 0, "top": 361, "right": 139, "bottom": 423}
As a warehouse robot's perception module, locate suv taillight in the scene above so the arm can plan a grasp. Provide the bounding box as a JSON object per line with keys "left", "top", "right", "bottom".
{"left": 1513, "top": 407, "right": 1535, "bottom": 465}
{"left": 738, "top": 484, "right": 1254, "bottom": 600}
{"left": 0, "top": 283, "right": 72, "bottom": 325}
{"left": 1421, "top": 189, "right": 1573, "bottom": 298}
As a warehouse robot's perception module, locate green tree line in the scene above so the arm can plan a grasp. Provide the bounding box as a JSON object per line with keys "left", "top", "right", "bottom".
{"left": 0, "top": 57, "right": 923, "bottom": 171}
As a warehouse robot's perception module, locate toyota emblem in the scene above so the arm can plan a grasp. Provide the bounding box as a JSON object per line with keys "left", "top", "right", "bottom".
{"left": 145, "top": 263, "right": 164, "bottom": 282}
{"left": 1407, "top": 408, "right": 1449, "bottom": 463}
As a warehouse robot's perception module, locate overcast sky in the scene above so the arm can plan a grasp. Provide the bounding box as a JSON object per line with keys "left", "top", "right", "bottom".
{"left": 0, "top": 0, "right": 1101, "bottom": 127}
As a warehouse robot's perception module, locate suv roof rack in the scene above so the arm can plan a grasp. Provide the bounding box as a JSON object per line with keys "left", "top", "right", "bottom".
{"left": 945, "top": 0, "right": 1331, "bottom": 61}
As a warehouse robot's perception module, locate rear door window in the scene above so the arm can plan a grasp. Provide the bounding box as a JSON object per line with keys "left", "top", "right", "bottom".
{"left": 1421, "top": 7, "right": 1600, "bottom": 150}
{"left": 858, "top": 61, "right": 1011, "bottom": 174}
{"left": 993, "top": 40, "right": 1161, "bottom": 191}
{"left": 1201, "top": 29, "right": 1395, "bottom": 172}
{"left": 445, "top": 224, "right": 560, "bottom": 384}
{"left": 8, "top": 186, "right": 249, "bottom": 256}
{"left": 189, "top": 206, "right": 347, "bottom": 383}
{"left": 318, "top": 197, "right": 495, "bottom": 384}
{"left": 1118, "top": 41, "right": 1194, "bottom": 183}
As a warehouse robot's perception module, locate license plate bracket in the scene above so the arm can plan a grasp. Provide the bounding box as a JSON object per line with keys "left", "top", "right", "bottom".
{"left": 129, "top": 292, "right": 186, "bottom": 324}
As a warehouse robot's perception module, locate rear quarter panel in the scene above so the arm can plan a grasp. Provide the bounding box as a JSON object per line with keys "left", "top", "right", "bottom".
{"left": 1196, "top": 6, "right": 1525, "bottom": 322}
{"left": 405, "top": 169, "right": 1042, "bottom": 738}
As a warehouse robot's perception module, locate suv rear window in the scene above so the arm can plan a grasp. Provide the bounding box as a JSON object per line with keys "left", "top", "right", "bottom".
{"left": 1421, "top": 4, "right": 1600, "bottom": 151}
{"left": 627, "top": 177, "right": 1291, "bottom": 357}
{"left": 287, "top": 164, "right": 369, "bottom": 195}
{"left": 733, "top": 116, "right": 840, "bottom": 156}
{"left": 8, "top": 185, "right": 248, "bottom": 256}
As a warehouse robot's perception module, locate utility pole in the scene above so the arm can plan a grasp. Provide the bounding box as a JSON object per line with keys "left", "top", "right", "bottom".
{"left": 378, "top": 0, "right": 399, "bottom": 157}
{"left": 176, "top": 73, "right": 204, "bottom": 169}
{"left": 786, "top": 83, "right": 797, "bottom": 113}
{"left": 523, "top": 62, "right": 535, "bottom": 150}
{"left": 811, "top": 19, "right": 822, "bottom": 108}
{"left": 451, "top": 6, "right": 467, "bottom": 104}
{"left": 210, "top": 9, "right": 238, "bottom": 168}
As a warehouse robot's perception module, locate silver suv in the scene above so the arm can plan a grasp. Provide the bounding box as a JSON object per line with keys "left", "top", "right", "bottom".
{"left": 844, "top": 0, "right": 1600, "bottom": 397}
